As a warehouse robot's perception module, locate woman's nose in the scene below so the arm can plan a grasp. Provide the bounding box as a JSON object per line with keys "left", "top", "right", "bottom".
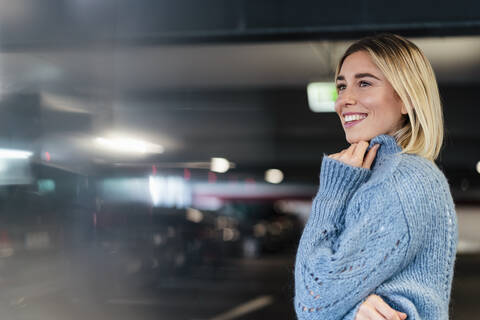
{"left": 337, "top": 89, "right": 357, "bottom": 106}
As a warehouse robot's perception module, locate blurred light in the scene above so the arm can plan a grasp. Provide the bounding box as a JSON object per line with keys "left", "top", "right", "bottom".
{"left": 193, "top": 196, "right": 223, "bottom": 211}
{"left": 223, "top": 228, "right": 235, "bottom": 241}
{"left": 210, "top": 157, "right": 230, "bottom": 173}
{"left": 275, "top": 200, "right": 313, "bottom": 224}
{"left": 0, "top": 148, "right": 32, "bottom": 159}
{"left": 265, "top": 169, "right": 284, "bottom": 184}
{"left": 268, "top": 222, "right": 282, "bottom": 235}
{"left": 476, "top": 161, "right": 480, "bottom": 174}
{"left": 186, "top": 208, "right": 203, "bottom": 223}
{"left": 95, "top": 136, "right": 164, "bottom": 154}
{"left": 44, "top": 151, "right": 51, "bottom": 162}
{"left": 149, "top": 176, "right": 161, "bottom": 206}
{"left": 153, "top": 233, "right": 163, "bottom": 246}
{"left": 243, "top": 238, "right": 259, "bottom": 258}
{"left": 0, "top": 158, "right": 33, "bottom": 185}
{"left": 37, "top": 179, "right": 55, "bottom": 194}
{"left": 253, "top": 223, "right": 267, "bottom": 237}
{"left": 457, "top": 239, "right": 480, "bottom": 253}
{"left": 101, "top": 176, "right": 191, "bottom": 208}
{"left": 152, "top": 165, "right": 157, "bottom": 175}
{"left": 148, "top": 175, "right": 192, "bottom": 208}
{"left": 307, "top": 82, "right": 337, "bottom": 112}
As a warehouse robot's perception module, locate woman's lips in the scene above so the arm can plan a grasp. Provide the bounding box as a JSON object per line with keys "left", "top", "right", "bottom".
{"left": 344, "top": 117, "right": 367, "bottom": 128}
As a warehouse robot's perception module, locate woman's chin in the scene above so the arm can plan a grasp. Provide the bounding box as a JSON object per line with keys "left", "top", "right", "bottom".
{"left": 345, "top": 133, "right": 374, "bottom": 144}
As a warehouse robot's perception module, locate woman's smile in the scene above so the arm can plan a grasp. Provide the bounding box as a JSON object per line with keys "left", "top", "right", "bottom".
{"left": 344, "top": 114, "right": 368, "bottom": 128}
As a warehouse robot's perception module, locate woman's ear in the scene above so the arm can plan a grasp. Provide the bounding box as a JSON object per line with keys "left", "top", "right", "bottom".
{"left": 400, "top": 104, "right": 408, "bottom": 115}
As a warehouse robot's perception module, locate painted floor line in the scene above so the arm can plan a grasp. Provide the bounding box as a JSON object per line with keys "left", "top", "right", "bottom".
{"left": 208, "top": 295, "right": 274, "bottom": 320}
{"left": 106, "top": 298, "right": 161, "bottom": 306}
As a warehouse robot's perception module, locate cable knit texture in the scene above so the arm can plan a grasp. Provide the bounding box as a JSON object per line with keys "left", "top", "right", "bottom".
{"left": 294, "top": 134, "right": 458, "bottom": 320}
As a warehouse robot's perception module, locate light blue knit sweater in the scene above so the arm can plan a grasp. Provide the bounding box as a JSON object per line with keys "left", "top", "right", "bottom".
{"left": 294, "top": 134, "right": 458, "bottom": 320}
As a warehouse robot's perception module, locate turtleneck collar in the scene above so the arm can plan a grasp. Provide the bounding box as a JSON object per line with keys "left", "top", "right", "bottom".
{"left": 366, "top": 134, "right": 402, "bottom": 157}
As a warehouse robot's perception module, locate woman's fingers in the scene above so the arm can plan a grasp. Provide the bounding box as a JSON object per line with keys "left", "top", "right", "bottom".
{"left": 368, "top": 295, "right": 402, "bottom": 320}
{"left": 341, "top": 142, "right": 368, "bottom": 167}
{"left": 335, "top": 144, "right": 357, "bottom": 164}
{"left": 356, "top": 303, "right": 387, "bottom": 320}
{"left": 396, "top": 311, "right": 407, "bottom": 320}
{"left": 328, "top": 148, "right": 348, "bottom": 159}
{"left": 329, "top": 141, "right": 380, "bottom": 169}
{"left": 362, "top": 144, "right": 380, "bottom": 169}
{"left": 344, "top": 143, "right": 357, "bottom": 157}
{"left": 352, "top": 141, "right": 369, "bottom": 164}
{"left": 338, "top": 149, "right": 348, "bottom": 159}
{"left": 355, "top": 294, "right": 407, "bottom": 320}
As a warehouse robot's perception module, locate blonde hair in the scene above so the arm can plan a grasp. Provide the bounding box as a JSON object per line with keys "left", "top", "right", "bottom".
{"left": 335, "top": 33, "right": 444, "bottom": 162}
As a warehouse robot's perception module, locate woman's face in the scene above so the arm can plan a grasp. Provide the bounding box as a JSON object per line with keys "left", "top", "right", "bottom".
{"left": 334, "top": 50, "right": 408, "bottom": 144}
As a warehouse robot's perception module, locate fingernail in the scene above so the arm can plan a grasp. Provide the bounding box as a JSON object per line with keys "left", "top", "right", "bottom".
{"left": 374, "top": 144, "right": 380, "bottom": 149}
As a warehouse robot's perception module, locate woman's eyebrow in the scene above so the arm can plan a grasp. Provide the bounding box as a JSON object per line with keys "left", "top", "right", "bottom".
{"left": 336, "top": 73, "right": 381, "bottom": 81}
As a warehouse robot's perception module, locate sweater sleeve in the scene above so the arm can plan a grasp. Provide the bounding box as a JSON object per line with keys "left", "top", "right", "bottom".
{"left": 294, "top": 164, "right": 414, "bottom": 320}
{"left": 296, "top": 154, "right": 371, "bottom": 260}
{"left": 303, "top": 154, "right": 371, "bottom": 230}
{"left": 341, "top": 298, "right": 365, "bottom": 320}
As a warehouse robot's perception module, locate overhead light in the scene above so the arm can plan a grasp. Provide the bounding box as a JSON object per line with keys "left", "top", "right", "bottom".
{"left": 0, "top": 149, "right": 33, "bottom": 159}
{"left": 265, "top": 169, "right": 284, "bottom": 184}
{"left": 307, "top": 82, "right": 337, "bottom": 112}
{"left": 476, "top": 161, "right": 480, "bottom": 174}
{"left": 210, "top": 157, "right": 230, "bottom": 173}
{"left": 95, "top": 136, "right": 164, "bottom": 154}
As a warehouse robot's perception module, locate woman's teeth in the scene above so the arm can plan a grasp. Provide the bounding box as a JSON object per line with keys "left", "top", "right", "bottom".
{"left": 345, "top": 114, "right": 367, "bottom": 122}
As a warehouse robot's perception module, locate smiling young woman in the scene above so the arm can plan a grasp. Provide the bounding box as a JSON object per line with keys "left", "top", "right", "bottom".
{"left": 334, "top": 50, "right": 409, "bottom": 145}
{"left": 294, "top": 33, "right": 458, "bottom": 320}
{"left": 334, "top": 34, "right": 444, "bottom": 162}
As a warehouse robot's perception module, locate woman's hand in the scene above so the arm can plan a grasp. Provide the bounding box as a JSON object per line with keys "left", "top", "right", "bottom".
{"left": 328, "top": 141, "right": 380, "bottom": 169}
{"left": 355, "top": 294, "right": 407, "bottom": 320}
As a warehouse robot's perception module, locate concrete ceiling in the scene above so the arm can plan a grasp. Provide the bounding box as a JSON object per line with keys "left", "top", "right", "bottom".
{"left": 3, "top": 35, "right": 480, "bottom": 94}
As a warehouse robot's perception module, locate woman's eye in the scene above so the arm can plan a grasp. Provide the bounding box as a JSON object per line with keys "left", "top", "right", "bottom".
{"left": 336, "top": 84, "right": 345, "bottom": 91}
{"left": 359, "top": 81, "right": 370, "bottom": 87}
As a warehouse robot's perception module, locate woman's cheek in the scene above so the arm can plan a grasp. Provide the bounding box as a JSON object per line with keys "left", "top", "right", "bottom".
{"left": 359, "top": 95, "right": 375, "bottom": 108}
{"left": 334, "top": 101, "right": 341, "bottom": 113}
